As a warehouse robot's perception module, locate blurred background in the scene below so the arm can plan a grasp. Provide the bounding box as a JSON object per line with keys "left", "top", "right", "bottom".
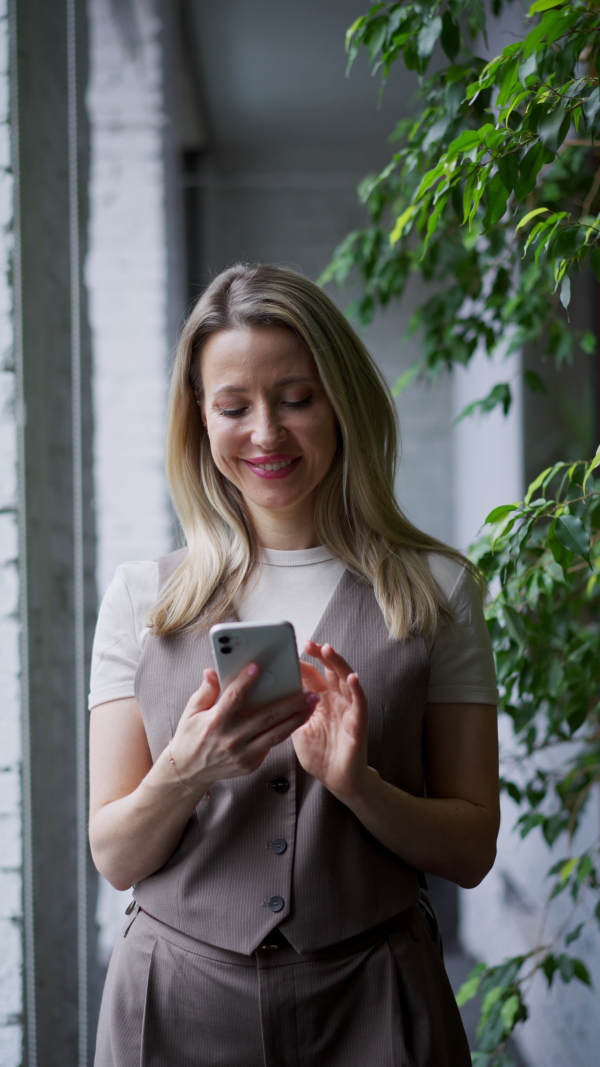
{"left": 0, "top": 1, "right": 597, "bottom": 1065}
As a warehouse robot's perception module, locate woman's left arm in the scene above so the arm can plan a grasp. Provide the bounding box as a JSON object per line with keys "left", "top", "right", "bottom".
{"left": 295, "top": 643, "right": 500, "bottom": 889}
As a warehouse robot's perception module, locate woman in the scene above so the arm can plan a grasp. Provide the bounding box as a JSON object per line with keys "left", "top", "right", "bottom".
{"left": 90, "top": 263, "right": 500, "bottom": 1066}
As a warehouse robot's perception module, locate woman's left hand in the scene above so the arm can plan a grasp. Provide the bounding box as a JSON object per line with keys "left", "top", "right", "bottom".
{"left": 292, "top": 640, "right": 369, "bottom": 798}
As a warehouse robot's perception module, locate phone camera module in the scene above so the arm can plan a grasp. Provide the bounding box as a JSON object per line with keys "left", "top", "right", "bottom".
{"left": 218, "top": 635, "right": 230, "bottom": 645}
{"left": 220, "top": 646, "right": 232, "bottom": 654}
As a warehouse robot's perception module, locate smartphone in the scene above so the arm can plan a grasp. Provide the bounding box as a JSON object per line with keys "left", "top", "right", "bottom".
{"left": 209, "top": 621, "right": 302, "bottom": 709}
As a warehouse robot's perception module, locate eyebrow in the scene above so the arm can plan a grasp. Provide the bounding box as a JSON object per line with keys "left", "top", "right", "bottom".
{"left": 213, "top": 376, "right": 316, "bottom": 396}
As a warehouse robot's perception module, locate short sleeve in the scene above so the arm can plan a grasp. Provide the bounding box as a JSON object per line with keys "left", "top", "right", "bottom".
{"left": 426, "top": 555, "right": 499, "bottom": 705}
{"left": 88, "top": 560, "right": 159, "bottom": 710}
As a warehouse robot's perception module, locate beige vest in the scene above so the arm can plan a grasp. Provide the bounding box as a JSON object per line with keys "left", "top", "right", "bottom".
{"left": 133, "top": 549, "right": 430, "bottom": 955}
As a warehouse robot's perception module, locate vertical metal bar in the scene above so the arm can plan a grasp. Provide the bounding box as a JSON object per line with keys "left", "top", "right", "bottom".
{"left": 66, "top": 1, "right": 89, "bottom": 1063}
{"left": 8, "top": 0, "right": 37, "bottom": 1062}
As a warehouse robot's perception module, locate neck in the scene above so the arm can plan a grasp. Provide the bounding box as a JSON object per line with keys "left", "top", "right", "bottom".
{"left": 245, "top": 501, "right": 320, "bottom": 551}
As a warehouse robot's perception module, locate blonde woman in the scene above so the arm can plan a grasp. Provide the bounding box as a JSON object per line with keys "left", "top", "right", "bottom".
{"left": 90, "top": 263, "right": 499, "bottom": 1066}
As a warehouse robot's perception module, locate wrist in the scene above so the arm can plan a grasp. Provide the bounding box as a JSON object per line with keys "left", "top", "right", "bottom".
{"left": 147, "top": 747, "right": 213, "bottom": 807}
{"left": 330, "top": 764, "right": 381, "bottom": 809}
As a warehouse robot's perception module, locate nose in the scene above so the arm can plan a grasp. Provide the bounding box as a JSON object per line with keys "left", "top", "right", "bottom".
{"left": 250, "top": 403, "right": 286, "bottom": 450}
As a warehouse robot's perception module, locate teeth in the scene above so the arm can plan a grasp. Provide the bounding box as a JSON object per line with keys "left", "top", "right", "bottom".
{"left": 256, "top": 459, "right": 294, "bottom": 471}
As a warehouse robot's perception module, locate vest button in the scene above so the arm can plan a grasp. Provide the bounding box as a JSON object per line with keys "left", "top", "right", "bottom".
{"left": 267, "top": 895, "right": 284, "bottom": 912}
{"left": 271, "top": 838, "right": 287, "bottom": 854}
{"left": 270, "top": 776, "right": 290, "bottom": 793}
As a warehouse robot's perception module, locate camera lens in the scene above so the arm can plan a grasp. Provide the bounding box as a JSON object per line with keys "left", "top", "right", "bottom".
{"left": 218, "top": 635, "right": 230, "bottom": 644}
{"left": 220, "top": 646, "right": 232, "bottom": 654}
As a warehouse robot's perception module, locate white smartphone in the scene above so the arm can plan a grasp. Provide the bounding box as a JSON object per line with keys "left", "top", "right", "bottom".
{"left": 209, "top": 621, "right": 302, "bottom": 709}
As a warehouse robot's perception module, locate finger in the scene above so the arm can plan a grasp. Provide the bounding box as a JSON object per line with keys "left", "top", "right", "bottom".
{"left": 299, "top": 662, "right": 328, "bottom": 693}
{"left": 217, "top": 663, "right": 263, "bottom": 722}
{"left": 188, "top": 669, "right": 221, "bottom": 713}
{"left": 319, "top": 643, "right": 356, "bottom": 685}
{"left": 244, "top": 701, "right": 318, "bottom": 756}
{"left": 236, "top": 691, "right": 320, "bottom": 745}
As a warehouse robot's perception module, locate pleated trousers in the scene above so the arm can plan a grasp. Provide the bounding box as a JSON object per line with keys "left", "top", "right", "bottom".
{"left": 94, "top": 904, "right": 471, "bottom": 1067}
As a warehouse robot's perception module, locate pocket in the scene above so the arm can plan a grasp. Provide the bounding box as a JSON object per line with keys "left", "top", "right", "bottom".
{"left": 95, "top": 916, "right": 155, "bottom": 1067}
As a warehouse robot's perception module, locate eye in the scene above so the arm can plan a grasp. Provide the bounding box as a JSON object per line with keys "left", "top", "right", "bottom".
{"left": 283, "top": 395, "right": 313, "bottom": 409}
{"left": 219, "top": 407, "right": 247, "bottom": 418}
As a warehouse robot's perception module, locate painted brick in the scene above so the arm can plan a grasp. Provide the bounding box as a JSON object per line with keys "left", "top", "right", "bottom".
{"left": 0, "top": 1026, "right": 22, "bottom": 1067}
{"left": 0, "top": 816, "right": 21, "bottom": 870}
{"left": 0, "top": 512, "right": 17, "bottom": 562}
{"left": 0, "top": 918, "right": 22, "bottom": 1020}
{"left": 0, "top": 872, "right": 21, "bottom": 918}
{"left": 0, "top": 772, "right": 19, "bottom": 817}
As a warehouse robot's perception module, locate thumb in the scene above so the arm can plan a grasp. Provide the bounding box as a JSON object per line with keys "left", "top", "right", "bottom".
{"left": 190, "top": 668, "right": 220, "bottom": 712}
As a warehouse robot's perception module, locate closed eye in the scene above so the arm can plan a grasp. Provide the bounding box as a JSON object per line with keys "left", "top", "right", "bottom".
{"left": 218, "top": 395, "right": 313, "bottom": 418}
{"left": 219, "top": 407, "right": 246, "bottom": 418}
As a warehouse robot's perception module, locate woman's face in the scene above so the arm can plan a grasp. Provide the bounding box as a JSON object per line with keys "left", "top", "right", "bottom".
{"left": 200, "top": 326, "right": 338, "bottom": 534}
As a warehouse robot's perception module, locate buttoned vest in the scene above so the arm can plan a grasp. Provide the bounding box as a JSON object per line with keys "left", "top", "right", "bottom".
{"left": 133, "top": 549, "right": 430, "bottom": 955}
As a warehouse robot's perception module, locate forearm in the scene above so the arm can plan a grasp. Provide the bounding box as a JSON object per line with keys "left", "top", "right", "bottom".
{"left": 90, "top": 747, "right": 212, "bottom": 891}
{"left": 334, "top": 767, "right": 498, "bottom": 889}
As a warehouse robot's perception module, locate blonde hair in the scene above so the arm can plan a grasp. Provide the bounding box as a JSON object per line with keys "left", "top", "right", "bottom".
{"left": 149, "top": 263, "right": 476, "bottom": 639}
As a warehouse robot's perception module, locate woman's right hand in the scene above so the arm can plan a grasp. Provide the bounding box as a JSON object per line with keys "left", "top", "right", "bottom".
{"left": 168, "top": 664, "right": 319, "bottom": 797}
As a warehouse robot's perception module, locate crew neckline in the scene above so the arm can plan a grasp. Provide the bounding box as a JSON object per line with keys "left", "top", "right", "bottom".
{"left": 259, "top": 545, "right": 335, "bottom": 567}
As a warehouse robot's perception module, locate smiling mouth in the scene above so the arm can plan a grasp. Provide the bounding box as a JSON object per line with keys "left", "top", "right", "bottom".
{"left": 252, "top": 458, "right": 295, "bottom": 471}
{"left": 242, "top": 455, "right": 302, "bottom": 478}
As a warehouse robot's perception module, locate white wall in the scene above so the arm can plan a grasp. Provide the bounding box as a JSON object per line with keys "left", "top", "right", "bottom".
{"left": 86, "top": 0, "right": 174, "bottom": 962}
{"left": 0, "top": 3, "right": 22, "bottom": 1064}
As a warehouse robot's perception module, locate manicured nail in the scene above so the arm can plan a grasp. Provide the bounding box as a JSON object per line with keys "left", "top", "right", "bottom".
{"left": 247, "top": 664, "right": 260, "bottom": 678}
{"left": 304, "top": 693, "right": 320, "bottom": 707}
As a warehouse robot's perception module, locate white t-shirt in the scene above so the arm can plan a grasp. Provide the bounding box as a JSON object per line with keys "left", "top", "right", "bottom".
{"left": 88, "top": 547, "right": 499, "bottom": 710}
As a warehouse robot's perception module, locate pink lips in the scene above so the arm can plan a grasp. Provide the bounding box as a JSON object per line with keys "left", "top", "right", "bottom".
{"left": 242, "top": 454, "right": 302, "bottom": 480}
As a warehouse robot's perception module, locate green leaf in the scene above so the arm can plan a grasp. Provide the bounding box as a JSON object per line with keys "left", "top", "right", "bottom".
{"left": 583, "top": 445, "right": 600, "bottom": 493}
{"left": 497, "top": 58, "right": 520, "bottom": 109}
{"left": 559, "top": 274, "right": 571, "bottom": 310}
{"left": 580, "top": 330, "right": 596, "bottom": 355}
{"left": 524, "top": 464, "right": 553, "bottom": 504}
{"left": 500, "top": 993, "right": 520, "bottom": 1031}
{"left": 503, "top": 604, "right": 527, "bottom": 646}
{"left": 554, "top": 514, "right": 591, "bottom": 565}
{"left": 537, "top": 105, "right": 570, "bottom": 154}
{"left": 457, "top": 382, "right": 512, "bottom": 420}
{"left": 516, "top": 207, "right": 549, "bottom": 231}
{"left": 497, "top": 153, "right": 519, "bottom": 193}
{"left": 483, "top": 173, "right": 510, "bottom": 229}
{"left": 523, "top": 369, "right": 548, "bottom": 395}
{"left": 485, "top": 504, "right": 518, "bottom": 524}
{"left": 417, "top": 16, "right": 442, "bottom": 60}
{"left": 456, "top": 963, "right": 486, "bottom": 1006}
{"left": 528, "top": 0, "right": 565, "bottom": 12}
{"left": 515, "top": 142, "right": 544, "bottom": 200}
{"left": 565, "top": 923, "right": 585, "bottom": 946}
{"left": 392, "top": 361, "right": 421, "bottom": 397}
{"left": 583, "top": 87, "right": 600, "bottom": 126}
{"left": 440, "top": 12, "right": 460, "bottom": 61}
{"left": 390, "top": 204, "right": 417, "bottom": 245}
{"left": 572, "top": 959, "right": 592, "bottom": 986}
{"left": 447, "top": 129, "right": 482, "bottom": 156}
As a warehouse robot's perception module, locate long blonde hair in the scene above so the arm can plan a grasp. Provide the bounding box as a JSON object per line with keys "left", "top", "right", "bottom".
{"left": 149, "top": 263, "right": 475, "bottom": 639}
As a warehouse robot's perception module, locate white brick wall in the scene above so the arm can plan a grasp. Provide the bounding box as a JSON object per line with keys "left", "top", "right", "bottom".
{"left": 86, "top": 0, "right": 174, "bottom": 960}
{"left": 0, "top": 0, "right": 22, "bottom": 1061}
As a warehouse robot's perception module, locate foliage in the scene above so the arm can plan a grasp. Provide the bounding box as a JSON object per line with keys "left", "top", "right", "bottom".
{"left": 322, "top": 0, "right": 600, "bottom": 1060}
{"left": 322, "top": 0, "right": 600, "bottom": 414}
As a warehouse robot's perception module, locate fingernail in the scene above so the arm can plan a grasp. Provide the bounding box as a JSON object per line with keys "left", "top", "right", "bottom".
{"left": 304, "top": 693, "right": 319, "bottom": 707}
{"left": 247, "top": 664, "right": 260, "bottom": 678}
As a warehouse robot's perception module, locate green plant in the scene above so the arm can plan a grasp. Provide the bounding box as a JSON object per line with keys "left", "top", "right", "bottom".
{"left": 322, "top": 1, "right": 600, "bottom": 1061}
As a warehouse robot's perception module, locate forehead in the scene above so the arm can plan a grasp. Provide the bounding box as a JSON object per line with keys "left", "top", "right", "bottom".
{"left": 200, "top": 326, "right": 316, "bottom": 389}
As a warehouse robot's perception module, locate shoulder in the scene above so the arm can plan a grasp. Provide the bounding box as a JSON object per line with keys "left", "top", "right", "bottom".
{"left": 102, "top": 560, "right": 159, "bottom": 633}
{"left": 425, "top": 552, "right": 477, "bottom": 607}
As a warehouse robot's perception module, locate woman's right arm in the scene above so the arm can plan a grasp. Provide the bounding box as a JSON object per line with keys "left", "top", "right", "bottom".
{"left": 89, "top": 667, "right": 318, "bottom": 891}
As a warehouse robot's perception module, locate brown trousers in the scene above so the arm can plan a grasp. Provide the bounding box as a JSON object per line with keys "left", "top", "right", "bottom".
{"left": 94, "top": 903, "right": 470, "bottom": 1067}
